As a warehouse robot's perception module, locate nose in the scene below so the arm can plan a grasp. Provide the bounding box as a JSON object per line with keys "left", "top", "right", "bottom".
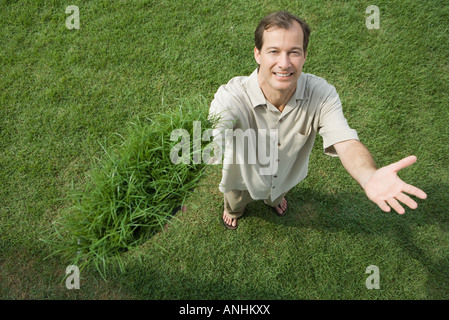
{"left": 277, "top": 52, "right": 291, "bottom": 70}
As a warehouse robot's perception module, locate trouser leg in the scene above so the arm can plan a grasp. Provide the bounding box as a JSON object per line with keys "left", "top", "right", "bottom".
{"left": 223, "top": 190, "right": 255, "bottom": 219}
{"left": 263, "top": 192, "right": 288, "bottom": 208}
{"left": 223, "top": 190, "right": 288, "bottom": 219}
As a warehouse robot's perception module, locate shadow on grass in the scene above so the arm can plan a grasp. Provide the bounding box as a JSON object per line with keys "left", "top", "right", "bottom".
{"left": 248, "top": 182, "right": 449, "bottom": 299}
{"left": 79, "top": 181, "right": 448, "bottom": 299}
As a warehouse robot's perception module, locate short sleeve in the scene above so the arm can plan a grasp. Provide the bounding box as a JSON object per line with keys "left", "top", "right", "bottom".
{"left": 317, "top": 86, "right": 359, "bottom": 156}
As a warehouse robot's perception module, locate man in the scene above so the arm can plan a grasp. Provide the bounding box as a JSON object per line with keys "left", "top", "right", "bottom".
{"left": 209, "top": 11, "right": 427, "bottom": 230}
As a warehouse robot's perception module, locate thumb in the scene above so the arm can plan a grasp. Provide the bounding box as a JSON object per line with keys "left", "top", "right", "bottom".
{"left": 390, "top": 155, "right": 417, "bottom": 172}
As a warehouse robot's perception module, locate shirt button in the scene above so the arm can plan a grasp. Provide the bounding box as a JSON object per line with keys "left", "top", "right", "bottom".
{"left": 277, "top": 142, "right": 281, "bottom": 146}
{"left": 274, "top": 175, "right": 278, "bottom": 178}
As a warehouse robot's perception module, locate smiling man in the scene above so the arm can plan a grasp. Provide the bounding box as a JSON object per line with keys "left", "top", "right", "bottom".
{"left": 254, "top": 15, "right": 307, "bottom": 111}
{"left": 209, "top": 11, "right": 427, "bottom": 230}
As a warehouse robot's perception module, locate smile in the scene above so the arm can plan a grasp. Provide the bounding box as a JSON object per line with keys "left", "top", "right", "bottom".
{"left": 274, "top": 73, "right": 293, "bottom": 77}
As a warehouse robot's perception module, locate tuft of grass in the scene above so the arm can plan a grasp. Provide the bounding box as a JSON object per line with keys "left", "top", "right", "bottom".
{"left": 44, "top": 97, "right": 215, "bottom": 277}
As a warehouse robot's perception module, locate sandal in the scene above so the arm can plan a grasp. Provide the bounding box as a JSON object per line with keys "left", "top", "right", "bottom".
{"left": 271, "top": 198, "right": 288, "bottom": 217}
{"left": 222, "top": 216, "right": 238, "bottom": 230}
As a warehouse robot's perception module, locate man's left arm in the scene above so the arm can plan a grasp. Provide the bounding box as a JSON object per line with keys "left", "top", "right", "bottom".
{"left": 334, "top": 139, "right": 427, "bottom": 214}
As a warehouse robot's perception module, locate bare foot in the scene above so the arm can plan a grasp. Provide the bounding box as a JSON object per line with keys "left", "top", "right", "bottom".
{"left": 223, "top": 210, "right": 238, "bottom": 229}
{"left": 274, "top": 198, "right": 288, "bottom": 216}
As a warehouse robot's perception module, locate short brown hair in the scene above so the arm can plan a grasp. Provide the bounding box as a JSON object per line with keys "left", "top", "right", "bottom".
{"left": 254, "top": 11, "right": 311, "bottom": 53}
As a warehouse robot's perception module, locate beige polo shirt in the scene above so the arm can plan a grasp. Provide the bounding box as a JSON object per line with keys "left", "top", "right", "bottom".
{"left": 209, "top": 68, "right": 359, "bottom": 201}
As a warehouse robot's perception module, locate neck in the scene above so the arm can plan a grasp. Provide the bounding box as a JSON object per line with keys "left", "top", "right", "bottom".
{"left": 261, "top": 86, "right": 295, "bottom": 112}
{"left": 257, "top": 73, "right": 296, "bottom": 112}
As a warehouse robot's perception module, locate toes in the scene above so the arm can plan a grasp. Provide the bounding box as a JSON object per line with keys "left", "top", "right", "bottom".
{"left": 223, "top": 211, "right": 237, "bottom": 226}
{"left": 276, "top": 204, "right": 284, "bottom": 214}
{"left": 275, "top": 198, "right": 288, "bottom": 215}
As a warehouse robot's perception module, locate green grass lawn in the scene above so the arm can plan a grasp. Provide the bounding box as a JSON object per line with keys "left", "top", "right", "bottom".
{"left": 1, "top": 0, "right": 448, "bottom": 300}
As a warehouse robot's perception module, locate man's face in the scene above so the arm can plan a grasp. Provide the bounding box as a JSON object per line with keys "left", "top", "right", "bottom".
{"left": 254, "top": 21, "right": 307, "bottom": 98}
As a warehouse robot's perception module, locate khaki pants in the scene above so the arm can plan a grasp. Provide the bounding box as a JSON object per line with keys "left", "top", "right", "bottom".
{"left": 223, "top": 190, "right": 287, "bottom": 219}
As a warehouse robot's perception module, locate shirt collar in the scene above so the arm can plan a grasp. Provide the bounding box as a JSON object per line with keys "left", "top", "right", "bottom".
{"left": 246, "top": 68, "right": 307, "bottom": 109}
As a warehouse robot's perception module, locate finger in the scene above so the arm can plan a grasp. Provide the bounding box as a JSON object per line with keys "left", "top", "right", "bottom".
{"left": 390, "top": 155, "right": 417, "bottom": 172}
{"left": 376, "top": 200, "right": 391, "bottom": 213}
{"left": 403, "top": 184, "right": 427, "bottom": 199}
{"left": 396, "top": 192, "right": 418, "bottom": 209}
{"left": 387, "top": 197, "right": 405, "bottom": 214}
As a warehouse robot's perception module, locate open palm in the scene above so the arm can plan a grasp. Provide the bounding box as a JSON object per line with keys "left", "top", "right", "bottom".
{"left": 364, "top": 156, "right": 427, "bottom": 214}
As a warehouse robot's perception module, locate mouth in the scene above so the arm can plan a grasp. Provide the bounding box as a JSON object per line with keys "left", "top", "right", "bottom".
{"left": 273, "top": 72, "right": 293, "bottom": 78}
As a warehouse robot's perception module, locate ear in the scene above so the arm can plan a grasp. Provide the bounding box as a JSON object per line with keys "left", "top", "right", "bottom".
{"left": 254, "top": 46, "right": 261, "bottom": 65}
